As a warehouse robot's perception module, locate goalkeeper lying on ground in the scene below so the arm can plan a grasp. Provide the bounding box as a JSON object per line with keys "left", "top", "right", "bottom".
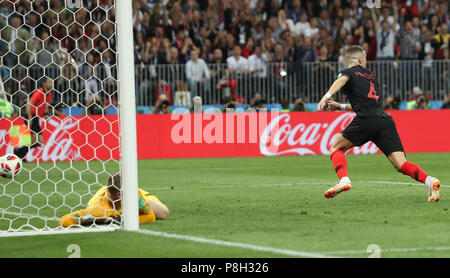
{"left": 59, "top": 173, "right": 169, "bottom": 227}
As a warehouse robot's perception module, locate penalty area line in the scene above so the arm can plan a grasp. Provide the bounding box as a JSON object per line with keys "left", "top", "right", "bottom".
{"left": 132, "top": 229, "right": 337, "bottom": 258}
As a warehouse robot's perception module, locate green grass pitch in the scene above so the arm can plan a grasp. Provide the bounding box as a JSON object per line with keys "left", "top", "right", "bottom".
{"left": 0, "top": 153, "right": 449, "bottom": 258}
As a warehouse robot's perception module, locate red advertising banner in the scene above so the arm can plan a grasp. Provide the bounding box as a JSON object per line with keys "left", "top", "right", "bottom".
{"left": 0, "top": 110, "right": 449, "bottom": 161}
{"left": 137, "top": 110, "right": 450, "bottom": 159}
{"left": 0, "top": 116, "right": 119, "bottom": 162}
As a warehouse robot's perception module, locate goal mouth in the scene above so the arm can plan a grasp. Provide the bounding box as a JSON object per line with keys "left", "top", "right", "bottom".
{"left": 0, "top": 1, "right": 139, "bottom": 236}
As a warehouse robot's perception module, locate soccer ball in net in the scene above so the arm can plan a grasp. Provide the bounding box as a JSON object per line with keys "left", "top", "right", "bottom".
{"left": 0, "top": 154, "right": 23, "bottom": 178}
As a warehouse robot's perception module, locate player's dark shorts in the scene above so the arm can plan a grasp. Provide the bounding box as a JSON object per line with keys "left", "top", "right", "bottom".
{"left": 25, "top": 116, "right": 41, "bottom": 134}
{"left": 342, "top": 116, "right": 404, "bottom": 156}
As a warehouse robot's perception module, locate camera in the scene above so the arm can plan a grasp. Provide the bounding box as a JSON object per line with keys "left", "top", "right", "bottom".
{"left": 160, "top": 100, "right": 170, "bottom": 107}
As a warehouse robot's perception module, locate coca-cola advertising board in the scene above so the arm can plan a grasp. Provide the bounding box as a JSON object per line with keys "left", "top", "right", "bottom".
{"left": 0, "top": 110, "right": 449, "bottom": 161}
{"left": 0, "top": 116, "right": 119, "bottom": 162}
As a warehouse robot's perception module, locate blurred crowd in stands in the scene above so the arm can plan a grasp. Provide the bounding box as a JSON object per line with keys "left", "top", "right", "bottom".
{"left": 0, "top": 0, "right": 448, "bottom": 116}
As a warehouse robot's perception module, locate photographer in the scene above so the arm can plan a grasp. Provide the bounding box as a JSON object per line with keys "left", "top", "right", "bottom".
{"left": 292, "top": 97, "right": 306, "bottom": 112}
{"left": 246, "top": 93, "right": 266, "bottom": 112}
{"left": 153, "top": 93, "right": 171, "bottom": 114}
{"left": 406, "top": 87, "right": 430, "bottom": 110}
{"left": 441, "top": 93, "right": 450, "bottom": 109}
{"left": 383, "top": 96, "right": 401, "bottom": 110}
{"left": 415, "top": 95, "right": 430, "bottom": 110}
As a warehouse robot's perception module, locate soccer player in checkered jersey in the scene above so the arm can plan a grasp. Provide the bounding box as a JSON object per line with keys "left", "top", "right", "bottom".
{"left": 317, "top": 45, "right": 440, "bottom": 202}
{"left": 14, "top": 76, "right": 65, "bottom": 159}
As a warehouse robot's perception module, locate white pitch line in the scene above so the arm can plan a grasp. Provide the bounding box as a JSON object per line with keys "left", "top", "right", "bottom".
{"left": 133, "top": 229, "right": 337, "bottom": 258}
{"left": 322, "top": 246, "right": 450, "bottom": 255}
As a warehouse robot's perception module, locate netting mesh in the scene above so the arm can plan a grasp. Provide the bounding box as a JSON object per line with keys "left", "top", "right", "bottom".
{"left": 0, "top": 0, "right": 121, "bottom": 234}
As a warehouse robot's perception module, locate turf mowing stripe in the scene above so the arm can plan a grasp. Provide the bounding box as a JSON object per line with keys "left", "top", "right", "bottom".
{"left": 322, "top": 246, "right": 450, "bottom": 255}
{"left": 363, "top": 180, "right": 450, "bottom": 188}
{"left": 0, "top": 226, "right": 118, "bottom": 238}
{"left": 150, "top": 180, "right": 449, "bottom": 191}
{"left": 134, "top": 229, "right": 337, "bottom": 258}
{"left": 0, "top": 210, "right": 60, "bottom": 221}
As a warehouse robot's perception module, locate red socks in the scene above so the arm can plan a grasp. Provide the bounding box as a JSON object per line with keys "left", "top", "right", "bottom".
{"left": 330, "top": 150, "right": 348, "bottom": 180}
{"left": 400, "top": 161, "right": 428, "bottom": 183}
{"left": 330, "top": 151, "right": 429, "bottom": 184}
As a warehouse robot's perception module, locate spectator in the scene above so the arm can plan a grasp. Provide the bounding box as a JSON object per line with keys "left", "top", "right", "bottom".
{"left": 267, "top": 0, "right": 282, "bottom": 19}
{"left": 301, "top": 37, "right": 318, "bottom": 63}
{"left": 342, "top": 7, "right": 356, "bottom": 35}
{"left": 248, "top": 43, "right": 271, "bottom": 77}
{"left": 226, "top": 45, "right": 249, "bottom": 75}
{"left": 420, "top": 28, "right": 436, "bottom": 92}
{"left": 399, "top": 19, "right": 421, "bottom": 92}
{"left": 248, "top": 43, "right": 271, "bottom": 97}
{"left": 371, "top": 7, "right": 398, "bottom": 60}
{"left": 304, "top": 17, "right": 319, "bottom": 39}
{"left": 294, "top": 11, "right": 310, "bottom": 37}
{"left": 314, "top": 45, "right": 336, "bottom": 92}
{"left": 164, "top": 46, "right": 185, "bottom": 93}
{"left": 428, "top": 14, "right": 440, "bottom": 35}
{"left": 217, "top": 45, "right": 248, "bottom": 101}
{"left": 278, "top": 9, "right": 294, "bottom": 32}
{"left": 267, "top": 16, "right": 281, "bottom": 39}
{"left": 210, "top": 48, "right": 225, "bottom": 79}
{"left": 287, "top": 0, "right": 305, "bottom": 24}
{"left": 138, "top": 41, "right": 167, "bottom": 105}
{"left": 250, "top": 21, "right": 265, "bottom": 45}
{"left": 241, "top": 37, "right": 255, "bottom": 59}
{"left": 317, "top": 8, "right": 331, "bottom": 31}
{"left": 251, "top": 0, "right": 267, "bottom": 23}
{"left": 399, "top": 20, "right": 421, "bottom": 60}
{"left": 440, "top": 45, "right": 449, "bottom": 94}
{"left": 432, "top": 23, "right": 449, "bottom": 59}
{"left": 411, "top": 16, "right": 421, "bottom": 41}
{"left": 272, "top": 43, "right": 289, "bottom": 101}
{"left": 80, "top": 53, "right": 99, "bottom": 105}
{"left": 186, "top": 49, "right": 211, "bottom": 98}
{"left": 2, "top": 14, "right": 30, "bottom": 67}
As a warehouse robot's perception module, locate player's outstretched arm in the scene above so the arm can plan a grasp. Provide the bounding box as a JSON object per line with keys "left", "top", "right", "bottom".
{"left": 317, "top": 75, "right": 349, "bottom": 111}
{"left": 326, "top": 100, "right": 352, "bottom": 111}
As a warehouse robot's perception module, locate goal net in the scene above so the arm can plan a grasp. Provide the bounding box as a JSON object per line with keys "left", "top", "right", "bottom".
{"left": 0, "top": 0, "right": 138, "bottom": 236}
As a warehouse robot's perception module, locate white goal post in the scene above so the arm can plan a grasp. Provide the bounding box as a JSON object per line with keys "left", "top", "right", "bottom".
{"left": 116, "top": 0, "right": 139, "bottom": 231}
{"left": 0, "top": 0, "right": 139, "bottom": 237}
